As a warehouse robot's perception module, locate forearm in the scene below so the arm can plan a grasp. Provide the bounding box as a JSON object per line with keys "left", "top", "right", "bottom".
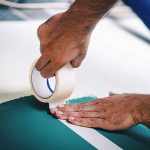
{"left": 66, "top": 0, "right": 118, "bottom": 31}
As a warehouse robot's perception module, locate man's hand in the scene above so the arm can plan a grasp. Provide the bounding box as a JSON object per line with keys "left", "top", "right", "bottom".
{"left": 36, "top": 12, "right": 91, "bottom": 78}
{"left": 36, "top": 0, "right": 118, "bottom": 78}
{"left": 50, "top": 93, "right": 150, "bottom": 131}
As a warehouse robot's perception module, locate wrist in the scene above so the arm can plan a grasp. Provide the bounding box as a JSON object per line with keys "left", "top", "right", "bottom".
{"left": 69, "top": 0, "right": 117, "bottom": 18}
{"left": 66, "top": 0, "right": 118, "bottom": 30}
{"left": 133, "top": 95, "right": 150, "bottom": 126}
{"left": 62, "top": 10, "right": 96, "bottom": 33}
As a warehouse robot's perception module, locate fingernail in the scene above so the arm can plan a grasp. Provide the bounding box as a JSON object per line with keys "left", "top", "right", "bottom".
{"left": 50, "top": 108, "right": 57, "bottom": 114}
{"left": 56, "top": 111, "right": 64, "bottom": 115}
{"left": 69, "top": 117, "right": 75, "bottom": 121}
{"left": 57, "top": 104, "right": 64, "bottom": 108}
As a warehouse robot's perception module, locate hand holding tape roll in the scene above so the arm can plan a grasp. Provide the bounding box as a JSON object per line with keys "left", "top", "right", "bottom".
{"left": 30, "top": 60, "right": 75, "bottom": 108}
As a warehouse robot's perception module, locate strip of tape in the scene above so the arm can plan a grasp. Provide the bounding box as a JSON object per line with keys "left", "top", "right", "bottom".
{"left": 30, "top": 60, "right": 75, "bottom": 108}
{"left": 61, "top": 120, "right": 122, "bottom": 150}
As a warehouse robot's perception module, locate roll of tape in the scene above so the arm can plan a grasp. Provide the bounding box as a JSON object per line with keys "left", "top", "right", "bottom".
{"left": 30, "top": 60, "right": 75, "bottom": 108}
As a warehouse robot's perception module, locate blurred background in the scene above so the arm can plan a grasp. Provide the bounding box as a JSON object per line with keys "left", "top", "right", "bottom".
{"left": 0, "top": 0, "right": 150, "bottom": 103}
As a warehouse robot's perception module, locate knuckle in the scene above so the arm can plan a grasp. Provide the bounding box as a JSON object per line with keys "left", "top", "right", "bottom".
{"left": 37, "top": 24, "right": 45, "bottom": 37}
{"left": 76, "top": 118, "right": 82, "bottom": 123}
{"left": 80, "top": 50, "right": 86, "bottom": 57}
{"left": 54, "top": 60, "right": 61, "bottom": 67}
{"left": 37, "top": 25, "right": 42, "bottom": 34}
{"left": 75, "top": 104, "right": 81, "bottom": 111}
{"left": 51, "top": 15, "right": 57, "bottom": 20}
{"left": 79, "top": 111, "right": 86, "bottom": 117}
{"left": 59, "top": 58, "right": 66, "bottom": 64}
{"left": 45, "top": 14, "right": 58, "bottom": 24}
{"left": 90, "top": 118, "right": 97, "bottom": 124}
{"left": 47, "top": 13, "right": 61, "bottom": 22}
{"left": 87, "top": 118, "right": 97, "bottom": 126}
{"left": 55, "top": 57, "right": 66, "bottom": 66}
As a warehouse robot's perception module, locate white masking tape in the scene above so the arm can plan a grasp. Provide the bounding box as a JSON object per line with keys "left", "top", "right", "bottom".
{"left": 30, "top": 60, "right": 75, "bottom": 108}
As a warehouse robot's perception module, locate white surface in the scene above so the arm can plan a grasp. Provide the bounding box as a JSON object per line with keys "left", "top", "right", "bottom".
{"left": 72, "top": 18, "right": 150, "bottom": 99}
{"left": 0, "top": 21, "right": 40, "bottom": 102}
{"left": 61, "top": 120, "right": 122, "bottom": 150}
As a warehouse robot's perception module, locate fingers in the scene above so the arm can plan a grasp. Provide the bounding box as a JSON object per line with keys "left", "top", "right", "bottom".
{"left": 68, "top": 117, "right": 108, "bottom": 128}
{"left": 67, "top": 114, "right": 135, "bottom": 130}
{"left": 50, "top": 108, "right": 109, "bottom": 129}
{"left": 56, "top": 99, "right": 113, "bottom": 112}
{"left": 35, "top": 52, "right": 70, "bottom": 78}
{"left": 36, "top": 12, "right": 88, "bottom": 78}
{"left": 35, "top": 52, "right": 78, "bottom": 78}
{"left": 49, "top": 94, "right": 139, "bottom": 131}
{"left": 41, "top": 60, "right": 67, "bottom": 78}
{"left": 70, "top": 54, "right": 85, "bottom": 68}
{"left": 56, "top": 103, "right": 101, "bottom": 112}
{"left": 109, "top": 92, "right": 131, "bottom": 96}
{"left": 67, "top": 117, "right": 127, "bottom": 130}
{"left": 36, "top": 13, "right": 64, "bottom": 75}
{"left": 35, "top": 56, "right": 51, "bottom": 71}
{"left": 51, "top": 109, "right": 135, "bottom": 130}
{"left": 63, "top": 111, "right": 106, "bottom": 119}
{"left": 109, "top": 92, "right": 118, "bottom": 96}
{"left": 70, "top": 58, "right": 81, "bottom": 68}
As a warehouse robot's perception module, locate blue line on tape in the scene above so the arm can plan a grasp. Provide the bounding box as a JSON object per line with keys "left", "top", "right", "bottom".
{"left": 46, "top": 79, "right": 53, "bottom": 93}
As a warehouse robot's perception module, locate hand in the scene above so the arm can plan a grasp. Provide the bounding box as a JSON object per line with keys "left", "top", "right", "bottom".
{"left": 36, "top": 12, "right": 91, "bottom": 78}
{"left": 50, "top": 93, "right": 150, "bottom": 131}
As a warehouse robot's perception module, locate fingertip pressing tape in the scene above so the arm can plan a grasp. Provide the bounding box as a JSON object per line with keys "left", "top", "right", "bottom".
{"left": 29, "top": 60, "right": 75, "bottom": 108}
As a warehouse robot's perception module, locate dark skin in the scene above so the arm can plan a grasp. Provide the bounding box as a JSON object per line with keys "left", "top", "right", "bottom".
{"left": 36, "top": 0, "right": 117, "bottom": 78}
{"left": 51, "top": 93, "right": 150, "bottom": 130}
{"left": 36, "top": 0, "right": 150, "bottom": 130}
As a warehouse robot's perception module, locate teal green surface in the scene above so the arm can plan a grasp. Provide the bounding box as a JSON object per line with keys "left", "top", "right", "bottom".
{"left": 1, "top": 96, "right": 150, "bottom": 150}
{"left": 68, "top": 96, "right": 150, "bottom": 150}
{"left": 0, "top": 96, "right": 96, "bottom": 150}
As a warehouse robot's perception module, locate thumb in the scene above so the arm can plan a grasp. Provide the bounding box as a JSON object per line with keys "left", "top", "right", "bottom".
{"left": 109, "top": 92, "right": 118, "bottom": 96}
